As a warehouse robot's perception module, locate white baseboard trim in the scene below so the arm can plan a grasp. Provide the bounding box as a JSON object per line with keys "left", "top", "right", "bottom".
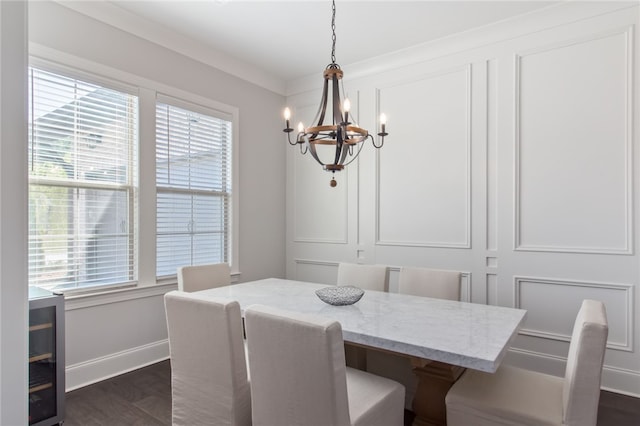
{"left": 601, "top": 365, "right": 640, "bottom": 398}
{"left": 506, "top": 347, "right": 640, "bottom": 398}
{"left": 65, "top": 339, "right": 169, "bottom": 392}
{"left": 65, "top": 341, "right": 640, "bottom": 399}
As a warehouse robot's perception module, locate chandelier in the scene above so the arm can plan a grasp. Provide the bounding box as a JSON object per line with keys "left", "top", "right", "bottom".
{"left": 282, "top": 0, "right": 388, "bottom": 187}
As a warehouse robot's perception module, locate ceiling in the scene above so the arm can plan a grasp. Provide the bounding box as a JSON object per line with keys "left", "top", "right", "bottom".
{"left": 59, "top": 1, "right": 560, "bottom": 90}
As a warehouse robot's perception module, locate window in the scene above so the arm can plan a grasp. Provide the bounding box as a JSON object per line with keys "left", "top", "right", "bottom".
{"left": 155, "top": 99, "right": 233, "bottom": 278}
{"left": 27, "top": 58, "right": 238, "bottom": 293}
{"left": 28, "top": 67, "right": 138, "bottom": 291}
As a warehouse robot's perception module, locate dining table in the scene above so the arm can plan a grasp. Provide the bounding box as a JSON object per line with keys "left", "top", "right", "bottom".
{"left": 193, "top": 278, "right": 527, "bottom": 426}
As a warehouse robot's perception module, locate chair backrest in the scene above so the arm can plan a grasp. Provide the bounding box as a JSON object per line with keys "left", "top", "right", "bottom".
{"left": 245, "top": 304, "right": 351, "bottom": 426}
{"left": 337, "top": 263, "right": 388, "bottom": 292}
{"left": 398, "top": 266, "right": 461, "bottom": 301}
{"left": 562, "top": 299, "right": 608, "bottom": 426}
{"left": 177, "top": 262, "right": 230, "bottom": 292}
{"left": 164, "top": 291, "right": 251, "bottom": 426}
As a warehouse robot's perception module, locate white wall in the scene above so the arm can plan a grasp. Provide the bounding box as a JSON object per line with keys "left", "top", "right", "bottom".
{"left": 286, "top": 2, "right": 640, "bottom": 397}
{"left": 28, "top": 1, "right": 286, "bottom": 390}
{"left": 0, "top": 1, "right": 28, "bottom": 423}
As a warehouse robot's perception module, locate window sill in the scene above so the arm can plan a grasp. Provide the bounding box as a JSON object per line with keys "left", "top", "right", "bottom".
{"left": 64, "top": 282, "right": 177, "bottom": 311}
{"left": 63, "top": 271, "right": 241, "bottom": 311}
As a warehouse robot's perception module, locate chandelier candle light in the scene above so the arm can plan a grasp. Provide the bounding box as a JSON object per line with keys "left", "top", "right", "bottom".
{"left": 283, "top": 0, "right": 388, "bottom": 187}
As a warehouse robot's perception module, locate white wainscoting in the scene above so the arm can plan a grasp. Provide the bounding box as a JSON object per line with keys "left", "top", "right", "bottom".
{"left": 376, "top": 65, "right": 471, "bottom": 248}
{"left": 514, "top": 277, "right": 634, "bottom": 351}
{"left": 294, "top": 259, "right": 340, "bottom": 285}
{"left": 286, "top": 3, "right": 640, "bottom": 397}
{"left": 514, "top": 27, "right": 634, "bottom": 255}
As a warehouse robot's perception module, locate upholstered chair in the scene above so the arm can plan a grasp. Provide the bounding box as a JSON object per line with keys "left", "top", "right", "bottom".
{"left": 164, "top": 291, "right": 251, "bottom": 426}
{"left": 337, "top": 262, "right": 388, "bottom": 292}
{"left": 398, "top": 266, "right": 461, "bottom": 301}
{"left": 368, "top": 266, "right": 462, "bottom": 407}
{"left": 177, "top": 262, "right": 230, "bottom": 292}
{"left": 245, "top": 304, "right": 405, "bottom": 426}
{"left": 337, "top": 263, "right": 388, "bottom": 369}
{"left": 446, "top": 299, "right": 608, "bottom": 426}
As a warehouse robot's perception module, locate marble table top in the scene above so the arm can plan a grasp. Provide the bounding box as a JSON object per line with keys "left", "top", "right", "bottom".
{"left": 195, "top": 278, "right": 527, "bottom": 373}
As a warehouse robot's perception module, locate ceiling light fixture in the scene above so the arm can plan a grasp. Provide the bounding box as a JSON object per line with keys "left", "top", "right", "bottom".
{"left": 282, "top": 0, "right": 387, "bottom": 187}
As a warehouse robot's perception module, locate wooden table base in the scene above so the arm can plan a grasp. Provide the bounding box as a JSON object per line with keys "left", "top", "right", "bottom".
{"left": 344, "top": 343, "right": 368, "bottom": 370}
{"left": 411, "top": 358, "right": 465, "bottom": 426}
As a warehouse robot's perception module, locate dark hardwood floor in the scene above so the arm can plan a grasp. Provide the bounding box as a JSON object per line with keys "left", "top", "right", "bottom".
{"left": 64, "top": 361, "right": 171, "bottom": 426}
{"left": 64, "top": 360, "right": 640, "bottom": 425}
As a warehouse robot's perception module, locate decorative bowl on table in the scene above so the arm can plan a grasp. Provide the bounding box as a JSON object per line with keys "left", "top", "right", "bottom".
{"left": 315, "top": 285, "right": 364, "bottom": 306}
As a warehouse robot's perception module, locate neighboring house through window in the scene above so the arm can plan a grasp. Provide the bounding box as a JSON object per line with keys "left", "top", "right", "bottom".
{"left": 28, "top": 67, "right": 138, "bottom": 291}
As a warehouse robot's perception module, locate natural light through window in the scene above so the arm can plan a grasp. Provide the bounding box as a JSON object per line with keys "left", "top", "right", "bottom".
{"left": 28, "top": 67, "right": 138, "bottom": 291}
{"left": 155, "top": 100, "right": 232, "bottom": 278}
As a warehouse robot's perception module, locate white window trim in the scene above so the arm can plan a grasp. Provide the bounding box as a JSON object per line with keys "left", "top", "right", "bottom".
{"left": 29, "top": 43, "right": 240, "bottom": 301}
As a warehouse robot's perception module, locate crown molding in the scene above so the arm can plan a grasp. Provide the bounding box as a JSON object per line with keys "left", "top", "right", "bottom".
{"left": 53, "top": 0, "right": 287, "bottom": 95}
{"left": 286, "top": 1, "right": 638, "bottom": 96}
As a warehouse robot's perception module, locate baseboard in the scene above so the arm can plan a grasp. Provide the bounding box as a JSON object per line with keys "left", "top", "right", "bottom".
{"left": 506, "top": 347, "right": 640, "bottom": 398}
{"left": 601, "top": 365, "right": 640, "bottom": 398}
{"left": 65, "top": 339, "right": 169, "bottom": 392}
{"left": 64, "top": 340, "right": 640, "bottom": 399}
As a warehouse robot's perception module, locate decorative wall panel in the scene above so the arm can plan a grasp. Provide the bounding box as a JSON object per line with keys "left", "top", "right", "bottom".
{"left": 514, "top": 277, "right": 633, "bottom": 351}
{"left": 486, "top": 59, "right": 498, "bottom": 251}
{"left": 515, "top": 29, "right": 633, "bottom": 254}
{"left": 377, "top": 66, "right": 471, "bottom": 248}
{"left": 294, "top": 259, "right": 339, "bottom": 285}
{"left": 487, "top": 274, "right": 498, "bottom": 306}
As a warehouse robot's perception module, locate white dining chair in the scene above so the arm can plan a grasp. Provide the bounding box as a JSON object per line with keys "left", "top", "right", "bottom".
{"left": 164, "top": 291, "right": 251, "bottom": 426}
{"left": 397, "top": 266, "right": 461, "bottom": 301}
{"left": 337, "top": 263, "right": 388, "bottom": 370}
{"left": 245, "top": 304, "right": 405, "bottom": 426}
{"left": 446, "top": 299, "right": 608, "bottom": 426}
{"left": 177, "top": 262, "right": 230, "bottom": 292}
{"left": 368, "top": 266, "right": 462, "bottom": 408}
{"left": 337, "top": 262, "right": 388, "bottom": 292}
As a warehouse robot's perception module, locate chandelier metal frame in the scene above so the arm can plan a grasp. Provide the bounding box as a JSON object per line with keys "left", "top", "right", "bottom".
{"left": 283, "top": 0, "right": 388, "bottom": 187}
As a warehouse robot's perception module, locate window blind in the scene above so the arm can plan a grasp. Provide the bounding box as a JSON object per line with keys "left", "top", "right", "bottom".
{"left": 28, "top": 67, "right": 138, "bottom": 291}
{"left": 156, "top": 101, "right": 232, "bottom": 278}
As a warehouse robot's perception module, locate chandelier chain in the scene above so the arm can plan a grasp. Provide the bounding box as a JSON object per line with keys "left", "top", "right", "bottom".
{"left": 331, "top": 0, "right": 336, "bottom": 64}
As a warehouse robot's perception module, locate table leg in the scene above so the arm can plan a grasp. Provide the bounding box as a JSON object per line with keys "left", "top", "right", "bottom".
{"left": 411, "top": 359, "right": 465, "bottom": 426}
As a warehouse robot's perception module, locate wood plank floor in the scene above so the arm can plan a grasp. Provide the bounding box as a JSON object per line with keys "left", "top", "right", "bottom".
{"left": 64, "top": 360, "right": 640, "bottom": 425}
